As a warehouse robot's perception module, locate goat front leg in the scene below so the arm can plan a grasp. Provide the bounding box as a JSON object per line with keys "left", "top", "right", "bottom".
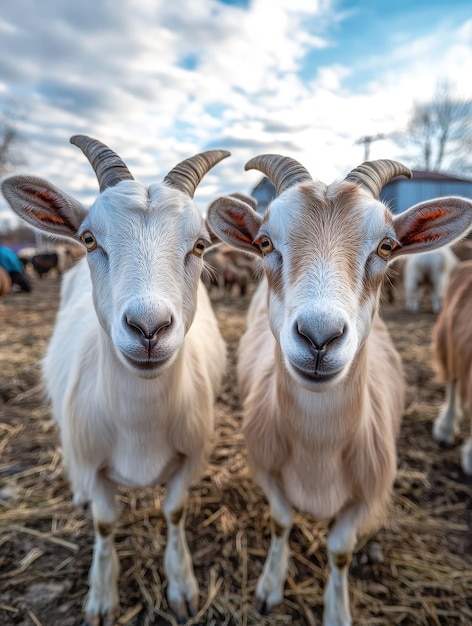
{"left": 324, "top": 502, "right": 369, "bottom": 626}
{"left": 433, "top": 379, "right": 462, "bottom": 446}
{"left": 254, "top": 472, "right": 293, "bottom": 614}
{"left": 461, "top": 409, "right": 472, "bottom": 476}
{"left": 431, "top": 273, "right": 448, "bottom": 314}
{"left": 83, "top": 474, "right": 119, "bottom": 626}
{"left": 163, "top": 457, "right": 200, "bottom": 623}
{"left": 404, "top": 274, "right": 420, "bottom": 312}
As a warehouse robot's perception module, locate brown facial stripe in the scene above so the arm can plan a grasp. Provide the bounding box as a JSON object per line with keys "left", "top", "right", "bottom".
{"left": 287, "top": 184, "right": 367, "bottom": 293}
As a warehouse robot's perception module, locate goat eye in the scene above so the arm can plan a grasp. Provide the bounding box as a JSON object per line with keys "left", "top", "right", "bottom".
{"left": 377, "top": 237, "right": 397, "bottom": 259}
{"left": 193, "top": 239, "right": 206, "bottom": 257}
{"left": 259, "top": 236, "right": 273, "bottom": 256}
{"left": 81, "top": 231, "right": 97, "bottom": 251}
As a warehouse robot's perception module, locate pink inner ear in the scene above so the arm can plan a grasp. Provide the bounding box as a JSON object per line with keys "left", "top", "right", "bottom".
{"left": 21, "top": 185, "right": 71, "bottom": 227}
{"left": 43, "top": 214, "right": 68, "bottom": 226}
{"left": 401, "top": 207, "right": 449, "bottom": 246}
{"left": 221, "top": 223, "right": 253, "bottom": 246}
{"left": 29, "top": 206, "right": 68, "bottom": 226}
{"left": 229, "top": 213, "right": 255, "bottom": 244}
{"left": 23, "top": 198, "right": 68, "bottom": 226}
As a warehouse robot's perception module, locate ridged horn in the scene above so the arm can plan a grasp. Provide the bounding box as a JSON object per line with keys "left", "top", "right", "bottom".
{"left": 345, "top": 160, "right": 412, "bottom": 198}
{"left": 70, "top": 135, "right": 134, "bottom": 192}
{"left": 163, "top": 150, "right": 230, "bottom": 198}
{"left": 245, "top": 154, "right": 312, "bottom": 196}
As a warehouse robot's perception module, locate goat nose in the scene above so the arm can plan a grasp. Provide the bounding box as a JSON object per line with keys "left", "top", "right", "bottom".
{"left": 296, "top": 320, "right": 345, "bottom": 354}
{"left": 126, "top": 315, "right": 172, "bottom": 348}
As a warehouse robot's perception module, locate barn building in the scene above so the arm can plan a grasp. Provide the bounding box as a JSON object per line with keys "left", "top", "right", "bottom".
{"left": 380, "top": 170, "right": 472, "bottom": 214}
{"left": 251, "top": 176, "right": 276, "bottom": 214}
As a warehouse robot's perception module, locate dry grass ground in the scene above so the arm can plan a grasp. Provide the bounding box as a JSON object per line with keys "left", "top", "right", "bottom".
{"left": 0, "top": 273, "right": 471, "bottom": 626}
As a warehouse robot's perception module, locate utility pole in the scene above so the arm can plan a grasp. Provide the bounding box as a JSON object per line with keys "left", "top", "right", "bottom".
{"left": 355, "top": 134, "right": 386, "bottom": 160}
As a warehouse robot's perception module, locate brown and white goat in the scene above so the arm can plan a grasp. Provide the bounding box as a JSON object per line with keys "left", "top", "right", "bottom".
{"left": 451, "top": 238, "right": 472, "bottom": 262}
{"left": 432, "top": 260, "right": 472, "bottom": 475}
{"left": 207, "top": 155, "right": 472, "bottom": 625}
{"left": 0, "top": 266, "right": 11, "bottom": 295}
{"left": 2, "top": 136, "right": 228, "bottom": 625}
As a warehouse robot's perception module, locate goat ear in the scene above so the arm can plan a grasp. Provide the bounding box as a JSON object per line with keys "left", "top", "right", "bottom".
{"left": 227, "top": 192, "right": 258, "bottom": 211}
{"left": 391, "top": 196, "right": 472, "bottom": 258}
{"left": 1, "top": 175, "right": 88, "bottom": 241}
{"left": 206, "top": 195, "right": 263, "bottom": 256}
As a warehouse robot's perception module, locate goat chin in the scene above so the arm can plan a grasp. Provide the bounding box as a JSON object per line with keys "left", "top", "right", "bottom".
{"left": 285, "top": 359, "right": 347, "bottom": 389}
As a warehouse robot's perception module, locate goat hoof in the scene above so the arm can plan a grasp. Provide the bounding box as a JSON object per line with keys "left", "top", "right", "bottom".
{"left": 462, "top": 471, "right": 472, "bottom": 484}
{"left": 435, "top": 439, "right": 455, "bottom": 450}
{"left": 254, "top": 597, "right": 272, "bottom": 616}
{"left": 82, "top": 609, "right": 117, "bottom": 626}
{"left": 169, "top": 596, "right": 199, "bottom": 624}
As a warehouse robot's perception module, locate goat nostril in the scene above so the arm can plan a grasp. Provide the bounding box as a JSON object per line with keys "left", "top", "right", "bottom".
{"left": 296, "top": 321, "right": 346, "bottom": 352}
{"left": 151, "top": 318, "right": 172, "bottom": 338}
{"left": 331, "top": 324, "right": 346, "bottom": 343}
{"left": 126, "top": 316, "right": 172, "bottom": 340}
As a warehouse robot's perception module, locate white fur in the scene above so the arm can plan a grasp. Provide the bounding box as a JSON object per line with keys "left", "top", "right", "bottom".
{"left": 2, "top": 161, "right": 226, "bottom": 624}
{"left": 404, "top": 246, "right": 459, "bottom": 313}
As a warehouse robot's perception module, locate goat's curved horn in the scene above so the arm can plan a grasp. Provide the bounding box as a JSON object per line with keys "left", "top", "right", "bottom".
{"left": 70, "top": 135, "right": 134, "bottom": 192}
{"left": 345, "top": 160, "right": 412, "bottom": 198}
{"left": 245, "top": 154, "right": 312, "bottom": 196}
{"left": 163, "top": 150, "right": 230, "bottom": 198}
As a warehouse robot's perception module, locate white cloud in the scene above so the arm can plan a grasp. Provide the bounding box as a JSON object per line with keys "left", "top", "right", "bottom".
{"left": 0, "top": 1, "right": 471, "bottom": 230}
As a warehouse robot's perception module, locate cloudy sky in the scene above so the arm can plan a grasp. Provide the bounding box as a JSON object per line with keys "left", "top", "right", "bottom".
{"left": 0, "top": 0, "right": 471, "bottom": 230}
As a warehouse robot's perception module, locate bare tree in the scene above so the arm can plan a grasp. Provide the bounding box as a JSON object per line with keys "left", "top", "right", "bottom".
{"left": 396, "top": 80, "right": 472, "bottom": 176}
{"left": 0, "top": 105, "right": 25, "bottom": 176}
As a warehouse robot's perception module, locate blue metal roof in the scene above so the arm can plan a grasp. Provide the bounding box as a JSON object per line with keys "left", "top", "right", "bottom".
{"left": 381, "top": 170, "right": 472, "bottom": 214}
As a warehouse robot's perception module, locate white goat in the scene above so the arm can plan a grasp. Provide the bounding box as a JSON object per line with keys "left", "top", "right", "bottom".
{"left": 207, "top": 155, "right": 472, "bottom": 625}
{"left": 1, "top": 136, "right": 228, "bottom": 625}
{"left": 403, "top": 246, "right": 459, "bottom": 313}
{"left": 432, "top": 260, "right": 472, "bottom": 475}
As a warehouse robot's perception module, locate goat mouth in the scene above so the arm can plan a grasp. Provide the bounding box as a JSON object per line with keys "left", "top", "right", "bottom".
{"left": 289, "top": 362, "right": 341, "bottom": 385}
{"left": 122, "top": 353, "right": 171, "bottom": 372}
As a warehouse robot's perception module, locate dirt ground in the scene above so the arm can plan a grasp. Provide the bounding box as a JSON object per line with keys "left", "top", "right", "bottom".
{"left": 0, "top": 271, "right": 471, "bottom": 626}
